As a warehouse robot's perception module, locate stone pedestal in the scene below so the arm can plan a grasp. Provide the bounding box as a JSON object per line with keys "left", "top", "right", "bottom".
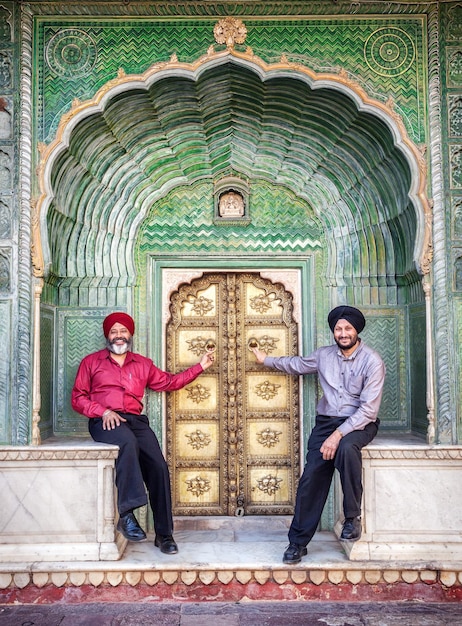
{"left": 0, "top": 440, "right": 126, "bottom": 562}
{"left": 335, "top": 438, "right": 462, "bottom": 561}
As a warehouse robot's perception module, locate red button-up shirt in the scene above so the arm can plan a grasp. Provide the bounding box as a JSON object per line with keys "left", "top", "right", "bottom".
{"left": 71, "top": 348, "right": 204, "bottom": 418}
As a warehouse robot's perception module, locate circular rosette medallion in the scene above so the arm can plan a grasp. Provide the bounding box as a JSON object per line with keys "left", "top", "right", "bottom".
{"left": 364, "top": 27, "right": 415, "bottom": 77}
{"left": 46, "top": 29, "right": 97, "bottom": 78}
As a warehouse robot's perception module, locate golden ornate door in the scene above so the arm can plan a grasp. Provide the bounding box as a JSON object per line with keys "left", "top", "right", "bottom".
{"left": 166, "top": 273, "right": 299, "bottom": 515}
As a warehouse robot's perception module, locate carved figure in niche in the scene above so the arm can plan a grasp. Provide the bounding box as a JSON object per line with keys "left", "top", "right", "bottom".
{"left": 218, "top": 190, "right": 245, "bottom": 217}
{"left": 0, "top": 199, "right": 10, "bottom": 239}
{"left": 449, "top": 50, "right": 462, "bottom": 86}
{"left": 0, "top": 252, "right": 9, "bottom": 292}
{"left": 0, "top": 8, "right": 11, "bottom": 42}
{"left": 0, "top": 51, "right": 11, "bottom": 88}
{"left": 449, "top": 96, "right": 462, "bottom": 137}
{"left": 455, "top": 256, "right": 462, "bottom": 290}
{"left": 453, "top": 198, "right": 462, "bottom": 238}
{"left": 0, "top": 97, "right": 11, "bottom": 139}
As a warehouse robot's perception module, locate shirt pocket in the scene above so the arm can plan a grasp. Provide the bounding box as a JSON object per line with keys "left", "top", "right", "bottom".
{"left": 347, "top": 374, "right": 365, "bottom": 396}
{"left": 121, "top": 372, "right": 144, "bottom": 397}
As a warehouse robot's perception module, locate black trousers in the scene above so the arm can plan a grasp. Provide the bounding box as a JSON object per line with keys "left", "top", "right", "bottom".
{"left": 288, "top": 415, "right": 379, "bottom": 547}
{"left": 88, "top": 413, "right": 173, "bottom": 536}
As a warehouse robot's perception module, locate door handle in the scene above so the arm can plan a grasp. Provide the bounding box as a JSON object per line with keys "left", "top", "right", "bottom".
{"left": 205, "top": 339, "right": 216, "bottom": 352}
{"left": 248, "top": 337, "right": 259, "bottom": 351}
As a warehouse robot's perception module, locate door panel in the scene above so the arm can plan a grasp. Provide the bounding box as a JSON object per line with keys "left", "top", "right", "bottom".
{"left": 167, "top": 274, "right": 225, "bottom": 514}
{"left": 166, "top": 272, "right": 299, "bottom": 515}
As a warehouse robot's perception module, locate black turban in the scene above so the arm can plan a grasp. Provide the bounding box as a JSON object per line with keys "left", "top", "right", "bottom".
{"left": 327, "top": 305, "right": 366, "bottom": 334}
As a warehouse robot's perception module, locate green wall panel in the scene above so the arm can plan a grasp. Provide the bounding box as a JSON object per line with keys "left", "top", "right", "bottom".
{"left": 0, "top": 299, "right": 10, "bottom": 443}
{"left": 36, "top": 16, "right": 427, "bottom": 144}
{"left": 408, "top": 303, "right": 427, "bottom": 436}
{"left": 28, "top": 3, "right": 431, "bottom": 441}
{"left": 361, "top": 308, "right": 408, "bottom": 431}
{"left": 136, "top": 179, "right": 323, "bottom": 261}
{"left": 55, "top": 307, "right": 117, "bottom": 436}
{"left": 39, "top": 306, "right": 55, "bottom": 441}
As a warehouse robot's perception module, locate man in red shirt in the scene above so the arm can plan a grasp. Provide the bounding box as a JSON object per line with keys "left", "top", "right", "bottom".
{"left": 72, "top": 312, "right": 215, "bottom": 554}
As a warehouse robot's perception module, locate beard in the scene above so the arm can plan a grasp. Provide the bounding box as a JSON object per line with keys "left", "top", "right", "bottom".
{"left": 334, "top": 335, "right": 359, "bottom": 351}
{"left": 106, "top": 336, "right": 133, "bottom": 355}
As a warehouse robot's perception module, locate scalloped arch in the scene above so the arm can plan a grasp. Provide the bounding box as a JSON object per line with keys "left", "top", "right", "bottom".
{"left": 35, "top": 47, "right": 431, "bottom": 289}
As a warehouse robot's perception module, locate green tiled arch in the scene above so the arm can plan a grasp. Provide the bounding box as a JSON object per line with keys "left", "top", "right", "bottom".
{"left": 41, "top": 56, "right": 424, "bottom": 304}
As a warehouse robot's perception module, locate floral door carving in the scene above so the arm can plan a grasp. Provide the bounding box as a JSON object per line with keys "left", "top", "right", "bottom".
{"left": 166, "top": 273, "right": 299, "bottom": 515}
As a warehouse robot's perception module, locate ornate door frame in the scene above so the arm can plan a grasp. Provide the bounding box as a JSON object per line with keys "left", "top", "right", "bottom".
{"left": 161, "top": 267, "right": 304, "bottom": 516}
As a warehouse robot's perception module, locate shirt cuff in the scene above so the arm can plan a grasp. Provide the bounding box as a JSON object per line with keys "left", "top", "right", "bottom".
{"left": 337, "top": 422, "right": 354, "bottom": 437}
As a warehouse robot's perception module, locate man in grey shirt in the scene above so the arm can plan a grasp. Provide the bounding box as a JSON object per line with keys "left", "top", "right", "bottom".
{"left": 251, "top": 305, "right": 385, "bottom": 564}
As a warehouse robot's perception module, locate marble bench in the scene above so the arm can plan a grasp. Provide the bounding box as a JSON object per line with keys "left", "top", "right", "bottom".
{"left": 1, "top": 435, "right": 461, "bottom": 564}
{"left": 0, "top": 438, "right": 127, "bottom": 562}
{"left": 335, "top": 435, "right": 462, "bottom": 562}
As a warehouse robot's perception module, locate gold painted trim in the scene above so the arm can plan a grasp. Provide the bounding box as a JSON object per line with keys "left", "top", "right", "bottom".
{"left": 214, "top": 17, "right": 247, "bottom": 48}
{"left": 30, "top": 197, "right": 44, "bottom": 278}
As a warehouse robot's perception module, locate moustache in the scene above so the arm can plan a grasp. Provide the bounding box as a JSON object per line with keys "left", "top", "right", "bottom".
{"left": 110, "top": 337, "right": 129, "bottom": 344}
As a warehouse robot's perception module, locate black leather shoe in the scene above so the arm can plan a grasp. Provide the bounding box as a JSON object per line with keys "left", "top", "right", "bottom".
{"left": 116, "top": 512, "right": 147, "bottom": 542}
{"left": 283, "top": 542, "right": 307, "bottom": 564}
{"left": 154, "top": 534, "right": 178, "bottom": 554}
{"left": 340, "top": 516, "right": 362, "bottom": 541}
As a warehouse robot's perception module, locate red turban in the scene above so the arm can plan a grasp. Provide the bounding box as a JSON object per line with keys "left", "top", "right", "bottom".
{"left": 103, "top": 312, "right": 135, "bottom": 337}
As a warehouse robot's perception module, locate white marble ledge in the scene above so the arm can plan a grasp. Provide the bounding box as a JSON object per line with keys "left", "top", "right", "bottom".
{"left": 0, "top": 528, "right": 460, "bottom": 574}
{"left": 0, "top": 439, "right": 119, "bottom": 461}
{"left": 364, "top": 435, "right": 462, "bottom": 459}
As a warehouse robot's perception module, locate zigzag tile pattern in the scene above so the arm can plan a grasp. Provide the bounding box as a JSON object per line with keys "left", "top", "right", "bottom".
{"left": 137, "top": 180, "right": 323, "bottom": 257}
{"left": 247, "top": 22, "right": 424, "bottom": 140}
{"left": 362, "top": 316, "right": 403, "bottom": 425}
{"left": 57, "top": 314, "right": 110, "bottom": 434}
{"left": 39, "top": 19, "right": 426, "bottom": 143}
{"left": 46, "top": 62, "right": 416, "bottom": 302}
{"left": 40, "top": 24, "right": 213, "bottom": 141}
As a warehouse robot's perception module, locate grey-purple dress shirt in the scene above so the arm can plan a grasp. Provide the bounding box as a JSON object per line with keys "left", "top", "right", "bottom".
{"left": 264, "top": 340, "right": 385, "bottom": 436}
